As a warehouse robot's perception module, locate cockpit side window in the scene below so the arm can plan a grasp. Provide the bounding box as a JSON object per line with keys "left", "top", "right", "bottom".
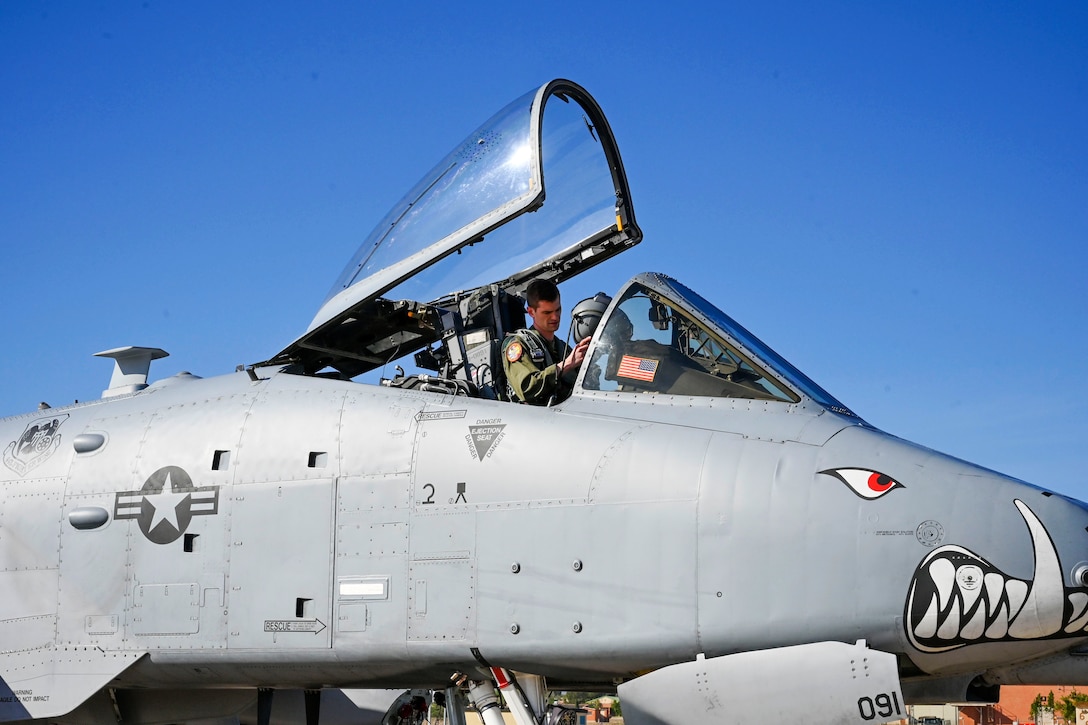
{"left": 583, "top": 286, "right": 798, "bottom": 403}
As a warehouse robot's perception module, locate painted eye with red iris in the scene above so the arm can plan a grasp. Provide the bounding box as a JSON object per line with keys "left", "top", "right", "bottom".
{"left": 820, "top": 468, "right": 904, "bottom": 500}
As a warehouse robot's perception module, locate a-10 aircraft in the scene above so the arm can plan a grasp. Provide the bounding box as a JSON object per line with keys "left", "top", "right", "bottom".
{"left": 3, "top": 78, "right": 1088, "bottom": 725}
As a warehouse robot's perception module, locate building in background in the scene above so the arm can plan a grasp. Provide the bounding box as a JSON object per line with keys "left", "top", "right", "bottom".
{"left": 958, "top": 686, "right": 1085, "bottom": 725}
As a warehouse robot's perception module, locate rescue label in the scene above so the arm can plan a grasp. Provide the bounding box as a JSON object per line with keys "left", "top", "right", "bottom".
{"left": 416, "top": 410, "right": 467, "bottom": 421}
{"left": 263, "top": 619, "right": 326, "bottom": 634}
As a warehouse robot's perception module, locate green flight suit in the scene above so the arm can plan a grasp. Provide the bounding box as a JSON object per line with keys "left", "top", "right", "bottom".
{"left": 501, "top": 327, "right": 575, "bottom": 405}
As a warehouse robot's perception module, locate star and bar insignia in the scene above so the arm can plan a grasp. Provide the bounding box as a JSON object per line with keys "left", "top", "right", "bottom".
{"left": 114, "top": 465, "right": 219, "bottom": 545}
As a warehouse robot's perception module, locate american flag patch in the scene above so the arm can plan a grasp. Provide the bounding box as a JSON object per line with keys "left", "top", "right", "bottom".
{"left": 617, "top": 355, "right": 659, "bottom": 382}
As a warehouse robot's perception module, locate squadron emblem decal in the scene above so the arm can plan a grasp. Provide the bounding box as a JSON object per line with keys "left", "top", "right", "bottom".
{"left": 114, "top": 465, "right": 219, "bottom": 544}
{"left": 3, "top": 414, "right": 69, "bottom": 477}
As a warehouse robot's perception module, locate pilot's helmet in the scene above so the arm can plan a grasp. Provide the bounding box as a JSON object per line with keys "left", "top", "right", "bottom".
{"left": 571, "top": 292, "right": 612, "bottom": 342}
{"left": 601, "top": 307, "right": 633, "bottom": 346}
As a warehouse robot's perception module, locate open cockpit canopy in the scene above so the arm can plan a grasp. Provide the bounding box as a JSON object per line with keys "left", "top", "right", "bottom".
{"left": 264, "top": 79, "right": 641, "bottom": 378}
{"left": 260, "top": 78, "right": 856, "bottom": 418}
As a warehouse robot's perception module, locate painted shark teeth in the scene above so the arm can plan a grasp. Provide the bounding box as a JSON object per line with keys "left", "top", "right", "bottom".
{"left": 906, "top": 499, "right": 1086, "bottom": 653}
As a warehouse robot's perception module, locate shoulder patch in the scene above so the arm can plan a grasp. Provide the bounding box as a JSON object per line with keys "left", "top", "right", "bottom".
{"left": 505, "top": 341, "right": 523, "bottom": 363}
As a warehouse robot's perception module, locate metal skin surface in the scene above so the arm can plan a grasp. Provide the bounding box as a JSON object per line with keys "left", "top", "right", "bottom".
{"left": 4, "top": 363, "right": 1088, "bottom": 723}
{"left": 3, "top": 79, "right": 1088, "bottom": 725}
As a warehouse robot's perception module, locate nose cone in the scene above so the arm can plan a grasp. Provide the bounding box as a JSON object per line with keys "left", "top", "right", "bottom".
{"left": 820, "top": 425, "right": 1088, "bottom": 669}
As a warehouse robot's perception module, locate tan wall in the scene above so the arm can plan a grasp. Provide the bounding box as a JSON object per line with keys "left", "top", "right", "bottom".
{"left": 960, "top": 685, "right": 1082, "bottom": 725}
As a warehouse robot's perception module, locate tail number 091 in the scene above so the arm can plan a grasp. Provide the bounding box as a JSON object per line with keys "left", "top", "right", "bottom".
{"left": 858, "top": 692, "right": 902, "bottom": 721}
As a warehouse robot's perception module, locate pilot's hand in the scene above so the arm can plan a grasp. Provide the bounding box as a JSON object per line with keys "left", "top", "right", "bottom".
{"left": 560, "top": 337, "right": 590, "bottom": 377}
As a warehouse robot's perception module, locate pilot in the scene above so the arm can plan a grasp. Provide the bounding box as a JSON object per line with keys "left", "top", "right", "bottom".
{"left": 502, "top": 279, "right": 590, "bottom": 405}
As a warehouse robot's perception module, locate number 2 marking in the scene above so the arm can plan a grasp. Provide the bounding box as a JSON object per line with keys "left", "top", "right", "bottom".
{"left": 422, "top": 484, "right": 435, "bottom": 504}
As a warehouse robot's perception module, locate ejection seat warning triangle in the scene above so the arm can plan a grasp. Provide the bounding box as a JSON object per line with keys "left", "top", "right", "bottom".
{"left": 467, "top": 423, "right": 505, "bottom": 461}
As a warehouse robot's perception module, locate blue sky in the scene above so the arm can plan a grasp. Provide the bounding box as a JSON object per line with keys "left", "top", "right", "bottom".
{"left": 2, "top": 3, "right": 1085, "bottom": 496}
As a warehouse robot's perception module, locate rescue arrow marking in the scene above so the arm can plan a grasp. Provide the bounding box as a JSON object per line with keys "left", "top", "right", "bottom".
{"left": 263, "top": 619, "right": 326, "bottom": 634}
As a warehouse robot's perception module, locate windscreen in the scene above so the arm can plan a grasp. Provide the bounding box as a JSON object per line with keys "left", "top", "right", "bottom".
{"left": 585, "top": 283, "right": 798, "bottom": 402}
{"left": 664, "top": 277, "right": 857, "bottom": 416}
{"left": 583, "top": 274, "right": 858, "bottom": 417}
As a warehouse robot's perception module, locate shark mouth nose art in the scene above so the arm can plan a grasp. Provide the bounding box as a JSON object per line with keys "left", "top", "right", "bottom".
{"left": 907, "top": 500, "right": 1088, "bottom": 653}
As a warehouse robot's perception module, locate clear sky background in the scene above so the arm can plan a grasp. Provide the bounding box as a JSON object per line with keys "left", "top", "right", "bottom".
{"left": 2, "top": 3, "right": 1085, "bottom": 497}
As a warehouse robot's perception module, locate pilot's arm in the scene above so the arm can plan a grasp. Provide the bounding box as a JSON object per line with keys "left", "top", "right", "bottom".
{"left": 503, "top": 337, "right": 588, "bottom": 404}
{"left": 503, "top": 337, "right": 563, "bottom": 404}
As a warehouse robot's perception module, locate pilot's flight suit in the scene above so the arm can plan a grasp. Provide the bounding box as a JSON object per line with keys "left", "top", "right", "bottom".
{"left": 502, "top": 327, "right": 574, "bottom": 405}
